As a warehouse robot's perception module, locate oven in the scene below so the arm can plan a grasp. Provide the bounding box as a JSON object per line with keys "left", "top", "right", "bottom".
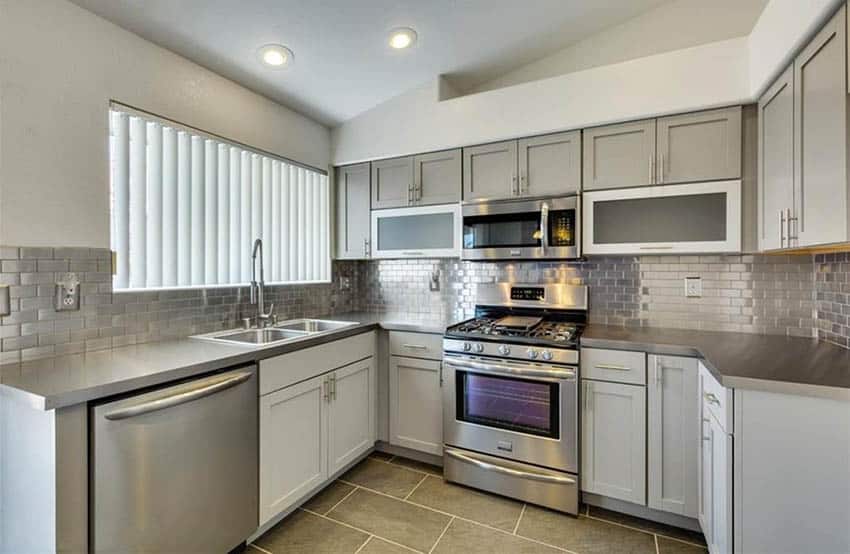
{"left": 461, "top": 195, "right": 579, "bottom": 260}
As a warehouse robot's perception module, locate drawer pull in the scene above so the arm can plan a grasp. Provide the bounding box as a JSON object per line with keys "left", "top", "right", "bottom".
{"left": 402, "top": 343, "right": 428, "bottom": 350}
{"left": 595, "top": 363, "right": 630, "bottom": 371}
{"left": 703, "top": 392, "right": 721, "bottom": 406}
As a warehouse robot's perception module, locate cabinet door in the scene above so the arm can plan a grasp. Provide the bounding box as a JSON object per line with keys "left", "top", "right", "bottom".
{"left": 581, "top": 380, "right": 646, "bottom": 505}
{"left": 698, "top": 404, "right": 713, "bottom": 546}
{"left": 758, "top": 67, "right": 795, "bottom": 251}
{"left": 260, "top": 374, "right": 328, "bottom": 524}
{"left": 336, "top": 163, "right": 371, "bottom": 259}
{"left": 794, "top": 6, "right": 848, "bottom": 247}
{"left": 372, "top": 156, "right": 414, "bottom": 209}
{"left": 647, "top": 355, "right": 699, "bottom": 517}
{"left": 657, "top": 107, "right": 742, "bottom": 184}
{"left": 328, "top": 358, "right": 375, "bottom": 475}
{"left": 706, "top": 416, "right": 732, "bottom": 554}
{"left": 389, "top": 355, "right": 443, "bottom": 455}
{"left": 462, "top": 140, "right": 518, "bottom": 201}
{"left": 518, "top": 130, "right": 581, "bottom": 195}
{"left": 414, "top": 149, "right": 461, "bottom": 206}
{"left": 583, "top": 119, "right": 656, "bottom": 190}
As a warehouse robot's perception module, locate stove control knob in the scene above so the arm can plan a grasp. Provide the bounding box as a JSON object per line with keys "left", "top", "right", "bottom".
{"left": 474, "top": 343, "right": 485, "bottom": 353}
{"left": 541, "top": 350, "right": 554, "bottom": 361}
{"left": 526, "top": 349, "right": 539, "bottom": 360}
{"left": 462, "top": 342, "right": 472, "bottom": 352}
{"left": 498, "top": 345, "right": 511, "bottom": 356}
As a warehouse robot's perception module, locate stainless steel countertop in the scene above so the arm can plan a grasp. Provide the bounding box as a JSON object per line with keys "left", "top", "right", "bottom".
{"left": 583, "top": 325, "right": 850, "bottom": 400}
{"left": 0, "top": 312, "right": 459, "bottom": 411}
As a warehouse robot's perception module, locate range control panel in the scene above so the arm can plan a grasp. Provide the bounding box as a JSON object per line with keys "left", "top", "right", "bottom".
{"left": 510, "top": 287, "right": 545, "bottom": 301}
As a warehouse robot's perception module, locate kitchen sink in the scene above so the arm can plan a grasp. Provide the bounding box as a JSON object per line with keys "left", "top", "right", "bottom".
{"left": 274, "top": 319, "right": 356, "bottom": 333}
{"left": 213, "top": 328, "right": 308, "bottom": 344}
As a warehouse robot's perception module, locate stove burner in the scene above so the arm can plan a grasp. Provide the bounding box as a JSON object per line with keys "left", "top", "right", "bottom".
{"left": 447, "top": 316, "right": 580, "bottom": 347}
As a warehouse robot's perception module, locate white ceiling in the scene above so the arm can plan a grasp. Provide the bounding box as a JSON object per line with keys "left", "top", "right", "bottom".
{"left": 71, "top": 0, "right": 685, "bottom": 126}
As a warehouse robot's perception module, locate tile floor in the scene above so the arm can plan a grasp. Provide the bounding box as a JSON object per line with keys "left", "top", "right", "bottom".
{"left": 251, "top": 452, "right": 707, "bottom": 554}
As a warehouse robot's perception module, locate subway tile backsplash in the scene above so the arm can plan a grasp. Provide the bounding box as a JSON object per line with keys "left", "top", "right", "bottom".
{"left": 0, "top": 245, "right": 847, "bottom": 363}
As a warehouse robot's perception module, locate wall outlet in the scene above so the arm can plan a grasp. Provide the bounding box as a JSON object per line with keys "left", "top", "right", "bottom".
{"left": 55, "top": 273, "right": 81, "bottom": 311}
{"left": 339, "top": 276, "right": 351, "bottom": 291}
{"left": 429, "top": 270, "right": 441, "bottom": 292}
{"left": 684, "top": 276, "right": 702, "bottom": 298}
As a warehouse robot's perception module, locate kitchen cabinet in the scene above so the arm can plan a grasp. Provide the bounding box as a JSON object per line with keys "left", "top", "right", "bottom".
{"left": 328, "top": 358, "right": 376, "bottom": 475}
{"left": 462, "top": 140, "right": 518, "bottom": 201}
{"left": 371, "top": 156, "right": 414, "bottom": 209}
{"left": 581, "top": 379, "right": 646, "bottom": 505}
{"left": 757, "top": 67, "right": 794, "bottom": 251}
{"left": 793, "top": 6, "right": 848, "bottom": 247}
{"left": 389, "top": 356, "right": 442, "bottom": 455}
{"left": 656, "top": 107, "right": 741, "bottom": 185}
{"left": 336, "top": 163, "right": 371, "bottom": 259}
{"left": 260, "top": 374, "right": 328, "bottom": 524}
{"left": 413, "top": 149, "right": 462, "bottom": 206}
{"left": 371, "top": 204, "right": 461, "bottom": 258}
{"left": 648, "top": 355, "right": 699, "bottom": 518}
{"left": 583, "top": 119, "right": 656, "bottom": 191}
{"left": 517, "top": 131, "right": 581, "bottom": 196}
{"left": 698, "top": 363, "right": 732, "bottom": 554}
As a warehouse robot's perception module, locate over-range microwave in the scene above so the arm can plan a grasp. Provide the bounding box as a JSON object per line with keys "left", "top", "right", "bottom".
{"left": 461, "top": 195, "right": 580, "bottom": 260}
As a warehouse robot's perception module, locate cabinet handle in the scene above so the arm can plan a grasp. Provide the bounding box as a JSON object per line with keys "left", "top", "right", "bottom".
{"left": 363, "top": 238, "right": 370, "bottom": 258}
{"left": 439, "top": 364, "right": 444, "bottom": 387}
{"left": 780, "top": 210, "right": 786, "bottom": 248}
{"left": 414, "top": 182, "right": 421, "bottom": 203}
{"left": 401, "top": 251, "right": 424, "bottom": 256}
{"left": 638, "top": 246, "right": 674, "bottom": 250}
{"left": 787, "top": 208, "right": 798, "bottom": 245}
{"left": 330, "top": 374, "right": 337, "bottom": 400}
{"left": 402, "top": 343, "right": 428, "bottom": 350}
{"left": 659, "top": 152, "right": 665, "bottom": 183}
{"left": 408, "top": 185, "right": 413, "bottom": 204}
{"left": 511, "top": 174, "right": 518, "bottom": 196}
{"left": 655, "top": 364, "right": 663, "bottom": 386}
{"left": 520, "top": 174, "right": 527, "bottom": 194}
{"left": 703, "top": 392, "right": 721, "bottom": 406}
{"left": 649, "top": 155, "right": 655, "bottom": 184}
{"left": 323, "top": 377, "right": 330, "bottom": 402}
{"left": 585, "top": 381, "right": 593, "bottom": 413}
{"left": 595, "top": 363, "right": 630, "bottom": 371}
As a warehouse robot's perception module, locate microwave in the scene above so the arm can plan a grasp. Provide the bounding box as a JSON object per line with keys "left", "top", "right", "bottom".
{"left": 461, "top": 195, "right": 580, "bottom": 260}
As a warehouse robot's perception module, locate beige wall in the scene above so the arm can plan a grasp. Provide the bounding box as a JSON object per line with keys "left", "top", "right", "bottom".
{"left": 0, "top": 0, "right": 330, "bottom": 249}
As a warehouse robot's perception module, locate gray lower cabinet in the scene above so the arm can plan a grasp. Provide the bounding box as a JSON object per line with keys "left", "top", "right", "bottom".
{"left": 698, "top": 363, "right": 732, "bottom": 554}
{"left": 413, "top": 149, "right": 461, "bottom": 206}
{"left": 583, "top": 119, "right": 657, "bottom": 190}
{"left": 327, "top": 358, "right": 376, "bottom": 475}
{"left": 371, "top": 156, "right": 414, "bottom": 209}
{"left": 647, "top": 355, "right": 699, "bottom": 518}
{"left": 656, "top": 106, "right": 742, "bottom": 184}
{"left": 462, "top": 140, "right": 518, "bottom": 201}
{"left": 518, "top": 130, "right": 581, "bottom": 195}
{"left": 389, "top": 354, "right": 443, "bottom": 455}
{"left": 793, "top": 5, "right": 848, "bottom": 247}
{"left": 758, "top": 67, "right": 795, "bottom": 251}
{"left": 336, "top": 163, "right": 371, "bottom": 259}
{"left": 581, "top": 378, "right": 646, "bottom": 505}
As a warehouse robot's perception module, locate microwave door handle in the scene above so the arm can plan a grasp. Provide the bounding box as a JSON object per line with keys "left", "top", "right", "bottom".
{"left": 540, "top": 202, "right": 549, "bottom": 254}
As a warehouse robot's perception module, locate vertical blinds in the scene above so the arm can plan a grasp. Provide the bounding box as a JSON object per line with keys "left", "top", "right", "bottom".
{"left": 109, "top": 108, "right": 330, "bottom": 290}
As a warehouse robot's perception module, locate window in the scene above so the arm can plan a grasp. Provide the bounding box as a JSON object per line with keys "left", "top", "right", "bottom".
{"left": 109, "top": 105, "right": 330, "bottom": 291}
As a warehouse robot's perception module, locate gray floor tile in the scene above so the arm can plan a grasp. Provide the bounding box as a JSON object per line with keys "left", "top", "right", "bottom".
{"left": 341, "top": 458, "right": 425, "bottom": 498}
{"left": 432, "top": 518, "right": 561, "bottom": 554}
{"left": 517, "top": 505, "right": 657, "bottom": 554}
{"left": 657, "top": 536, "right": 709, "bottom": 554}
{"left": 328, "top": 488, "right": 451, "bottom": 552}
{"left": 389, "top": 457, "right": 442, "bottom": 476}
{"left": 255, "top": 509, "right": 368, "bottom": 554}
{"left": 369, "top": 451, "right": 395, "bottom": 461}
{"left": 587, "top": 505, "right": 707, "bottom": 545}
{"left": 407, "top": 475, "right": 524, "bottom": 531}
{"left": 302, "top": 481, "right": 356, "bottom": 515}
{"left": 357, "top": 536, "right": 415, "bottom": 554}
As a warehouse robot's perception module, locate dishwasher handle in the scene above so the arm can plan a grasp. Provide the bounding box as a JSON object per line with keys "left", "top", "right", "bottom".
{"left": 104, "top": 371, "right": 253, "bottom": 421}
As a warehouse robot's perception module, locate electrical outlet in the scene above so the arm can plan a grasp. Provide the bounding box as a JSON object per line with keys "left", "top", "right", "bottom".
{"left": 55, "top": 273, "right": 81, "bottom": 311}
{"left": 339, "top": 276, "right": 351, "bottom": 291}
{"left": 684, "top": 276, "right": 702, "bottom": 298}
{"left": 429, "top": 270, "right": 440, "bottom": 292}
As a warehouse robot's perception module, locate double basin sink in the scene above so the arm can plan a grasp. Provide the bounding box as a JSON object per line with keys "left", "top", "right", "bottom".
{"left": 193, "top": 319, "right": 357, "bottom": 347}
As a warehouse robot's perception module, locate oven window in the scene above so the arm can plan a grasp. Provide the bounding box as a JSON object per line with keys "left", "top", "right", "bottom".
{"left": 463, "top": 212, "right": 541, "bottom": 249}
{"left": 457, "top": 372, "right": 559, "bottom": 438}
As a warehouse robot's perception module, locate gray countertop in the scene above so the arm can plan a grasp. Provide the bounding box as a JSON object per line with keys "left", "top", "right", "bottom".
{"left": 583, "top": 325, "right": 850, "bottom": 400}
{"left": 0, "top": 311, "right": 459, "bottom": 411}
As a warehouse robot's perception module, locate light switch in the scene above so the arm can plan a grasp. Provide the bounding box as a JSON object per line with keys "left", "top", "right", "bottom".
{"left": 684, "top": 276, "right": 702, "bottom": 298}
{"left": 55, "top": 273, "right": 81, "bottom": 311}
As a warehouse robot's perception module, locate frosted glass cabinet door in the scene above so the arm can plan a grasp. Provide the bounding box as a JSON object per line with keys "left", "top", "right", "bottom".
{"left": 371, "top": 204, "right": 461, "bottom": 258}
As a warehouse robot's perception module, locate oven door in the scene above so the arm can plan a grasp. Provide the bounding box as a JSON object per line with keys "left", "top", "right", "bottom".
{"left": 442, "top": 355, "right": 578, "bottom": 473}
{"left": 461, "top": 196, "right": 579, "bottom": 260}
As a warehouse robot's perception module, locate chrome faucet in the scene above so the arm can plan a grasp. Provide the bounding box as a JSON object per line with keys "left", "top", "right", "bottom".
{"left": 250, "top": 238, "right": 275, "bottom": 327}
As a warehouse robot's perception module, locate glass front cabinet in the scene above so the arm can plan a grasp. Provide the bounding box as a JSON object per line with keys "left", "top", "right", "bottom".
{"left": 370, "top": 204, "right": 462, "bottom": 258}
{"left": 583, "top": 180, "right": 742, "bottom": 254}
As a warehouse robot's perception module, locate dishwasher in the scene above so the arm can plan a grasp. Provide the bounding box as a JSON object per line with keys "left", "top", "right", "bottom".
{"left": 91, "top": 365, "right": 258, "bottom": 553}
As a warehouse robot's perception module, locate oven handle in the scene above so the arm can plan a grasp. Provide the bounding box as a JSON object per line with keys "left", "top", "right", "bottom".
{"left": 442, "top": 357, "right": 575, "bottom": 381}
{"left": 540, "top": 202, "right": 549, "bottom": 254}
{"left": 445, "top": 448, "right": 576, "bottom": 485}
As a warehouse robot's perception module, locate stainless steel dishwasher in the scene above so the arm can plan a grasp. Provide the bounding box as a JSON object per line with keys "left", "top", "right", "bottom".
{"left": 91, "top": 365, "right": 258, "bottom": 553}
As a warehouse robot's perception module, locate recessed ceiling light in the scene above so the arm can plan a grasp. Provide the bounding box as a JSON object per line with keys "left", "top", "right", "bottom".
{"left": 257, "top": 44, "right": 293, "bottom": 68}
{"left": 388, "top": 27, "right": 417, "bottom": 49}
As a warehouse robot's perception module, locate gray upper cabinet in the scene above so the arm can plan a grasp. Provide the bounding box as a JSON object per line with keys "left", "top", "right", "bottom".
{"left": 462, "top": 140, "right": 518, "bottom": 201}
{"left": 371, "top": 156, "right": 414, "bottom": 210}
{"left": 758, "top": 67, "right": 795, "bottom": 251}
{"left": 413, "top": 149, "right": 461, "bottom": 206}
{"left": 335, "top": 163, "right": 371, "bottom": 260}
{"left": 518, "top": 131, "right": 581, "bottom": 196}
{"left": 583, "top": 119, "right": 656, "bottom": 191}
{"left": 656, "top": 106, "right": 742, "bottom": 184}
{"left": 793, "top": 5, "right": 848, "bottom": 247}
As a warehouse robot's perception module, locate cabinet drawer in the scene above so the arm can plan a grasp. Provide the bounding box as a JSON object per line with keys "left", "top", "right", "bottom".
{"left": 581, "top": 347, "right": 646, "bottom": 385}
{"left": 260, "top": 331, "right": 376, "bottom": 395}
{"left": 389, "top": 331, "right": 443, "bottom": 360}
{"left": 699, "top": 361, "right": 732, "bottom": 431}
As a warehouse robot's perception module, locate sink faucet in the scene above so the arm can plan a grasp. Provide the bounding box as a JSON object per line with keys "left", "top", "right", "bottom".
{"left": 250, "top": 238, "right": 275, "bottom": 327}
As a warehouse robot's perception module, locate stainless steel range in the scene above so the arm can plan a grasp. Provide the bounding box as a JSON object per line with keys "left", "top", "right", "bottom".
{"left": 442, "top": 283, "right": 587, "bottom": 514}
